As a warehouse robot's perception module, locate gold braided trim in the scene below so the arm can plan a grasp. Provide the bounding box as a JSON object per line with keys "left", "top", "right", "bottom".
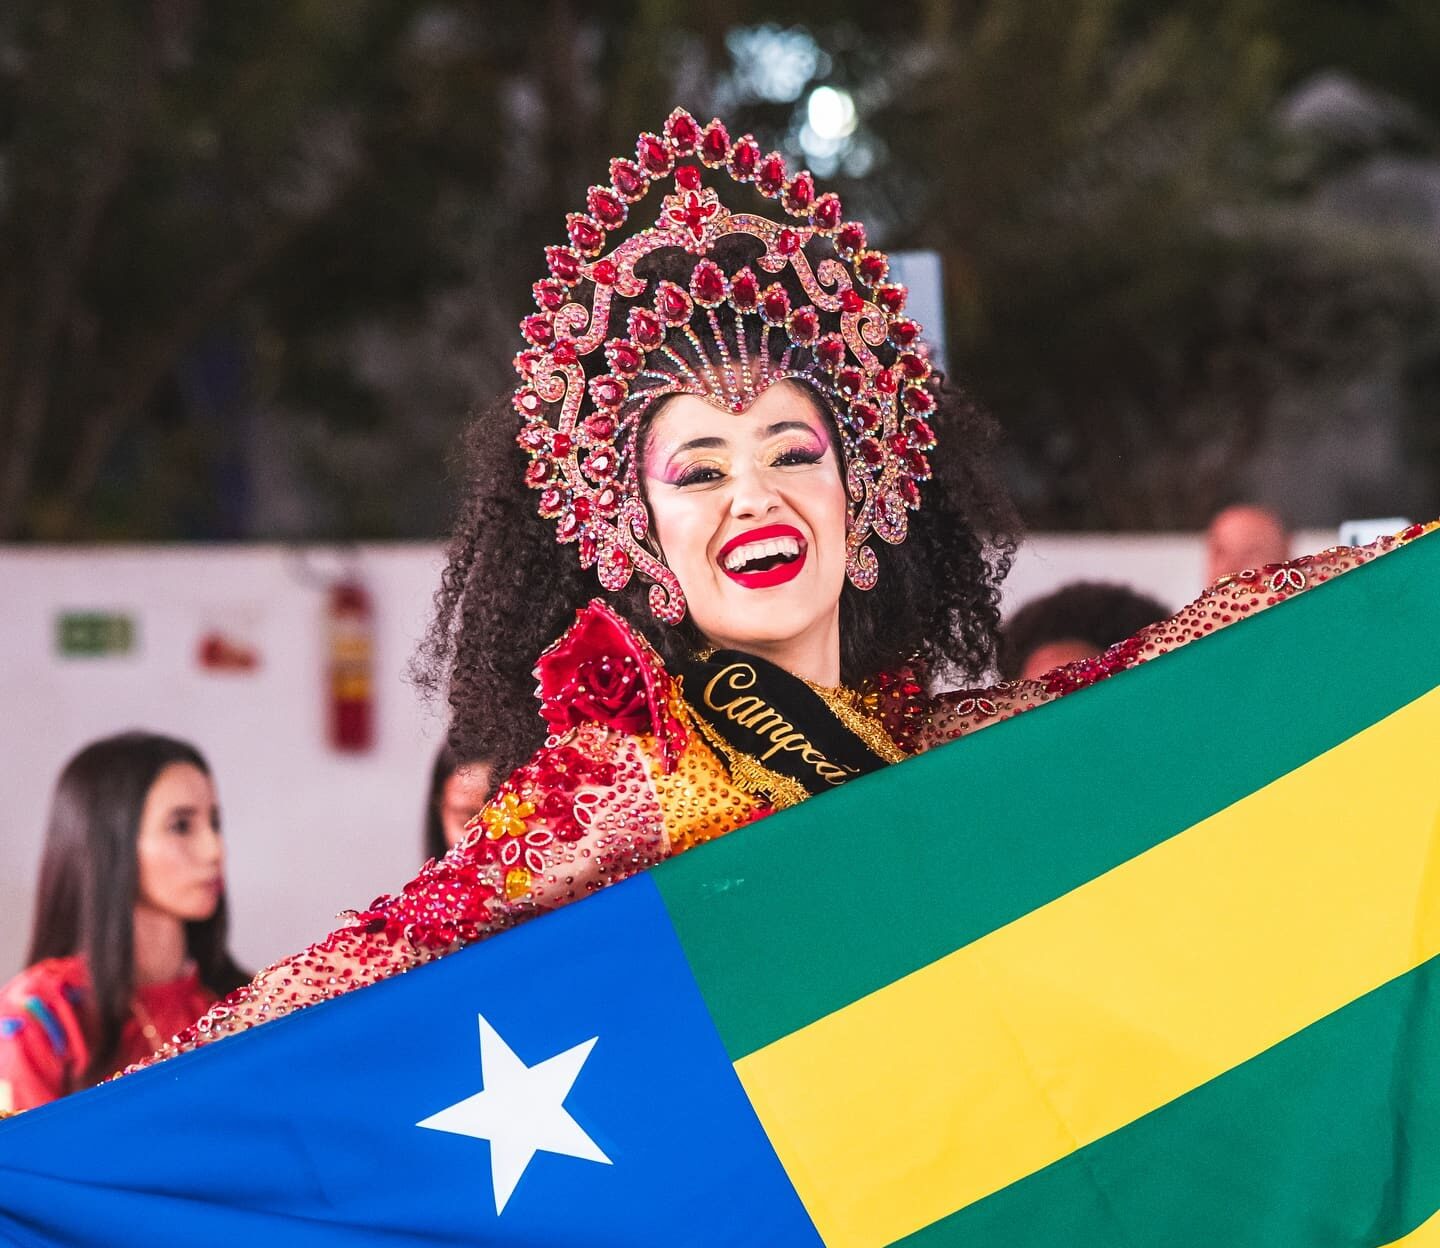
{"left": 687, "top": 708, "right": 811, "bottom": 811}
{"left": 801, "top": 678, "right": 909, "bottom": 764}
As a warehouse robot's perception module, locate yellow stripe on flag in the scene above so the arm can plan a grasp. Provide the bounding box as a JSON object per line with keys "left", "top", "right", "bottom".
{"left": 1384, "top": 1210, "right": 1440, "bottom": 1247}
{"left": 735, "top": 689, "right": 1440, "bottom": 1248}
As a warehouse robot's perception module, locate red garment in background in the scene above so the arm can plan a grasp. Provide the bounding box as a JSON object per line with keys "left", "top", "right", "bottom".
{"left": 0, "top": 957, "right": 214, "bottom": 1112}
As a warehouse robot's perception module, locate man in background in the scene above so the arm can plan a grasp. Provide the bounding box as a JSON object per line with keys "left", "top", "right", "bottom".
{"left": 1204, "top": 504, "right": 1290, "bottom": 585}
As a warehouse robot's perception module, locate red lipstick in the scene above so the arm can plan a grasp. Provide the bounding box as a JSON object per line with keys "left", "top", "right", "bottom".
{"left": 718, "top": 524, "right": 808, "bottom": 589}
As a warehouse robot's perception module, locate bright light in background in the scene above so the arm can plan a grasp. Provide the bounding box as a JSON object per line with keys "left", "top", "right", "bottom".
{"left": 806, "top": 86, "right": 857, "bottom": 142}
{"left": 799, "top": 85, "right": 861, "bottom": 176}
{"left": 724, "top": 25, "right": 825, "bottom": 104}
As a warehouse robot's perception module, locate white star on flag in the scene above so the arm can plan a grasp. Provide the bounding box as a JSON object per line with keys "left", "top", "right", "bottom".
{"left": 417, "top": 1013, "right": 611, "bottom": 1214}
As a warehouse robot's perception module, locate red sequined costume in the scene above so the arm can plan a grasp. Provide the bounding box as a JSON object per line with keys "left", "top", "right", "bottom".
{"left": 129, "top": 524, "right": 1434, "bottom": 1074}
{"left": 1, "top": 957, "right": 215, "bottom": 1112}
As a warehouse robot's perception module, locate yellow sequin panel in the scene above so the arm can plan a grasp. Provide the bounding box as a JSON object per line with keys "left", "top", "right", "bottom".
{"left": 650, "top": 712, "right": 768, "bottom": 855}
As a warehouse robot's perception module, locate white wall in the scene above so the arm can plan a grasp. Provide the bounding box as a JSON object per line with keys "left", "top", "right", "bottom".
{"left": 0, "top": 531, "right": 1329, "bottom": 978}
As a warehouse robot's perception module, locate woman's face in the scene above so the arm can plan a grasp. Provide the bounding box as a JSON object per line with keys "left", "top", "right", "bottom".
{"left": 440, "top": 762, "right": 495, "bottom": 850}
{"left": 135, "top": 763, "right": 225, "bottom": 924}
{"left": 642, "top": 381, "right": 848, "bottom": 674}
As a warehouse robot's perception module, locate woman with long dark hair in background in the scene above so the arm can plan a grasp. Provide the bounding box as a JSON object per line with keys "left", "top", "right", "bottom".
{"left": 0, "top": 732, "right": 247, "bottom": 1112}
{"left": 421, "top": 746, "right": 495, "bottom": 863}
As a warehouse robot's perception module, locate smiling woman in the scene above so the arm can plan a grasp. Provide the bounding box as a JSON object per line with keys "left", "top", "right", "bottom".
{"left": 120, "top": 109, "right": 1413, "bottom": 1076}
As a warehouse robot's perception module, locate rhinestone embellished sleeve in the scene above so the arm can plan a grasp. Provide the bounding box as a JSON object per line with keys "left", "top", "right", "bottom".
{"left": 124, "top": 603, "right": 761, "bottom": 1076}
{"left": 905, "top": 527, "right": 1433, "bottom": 750}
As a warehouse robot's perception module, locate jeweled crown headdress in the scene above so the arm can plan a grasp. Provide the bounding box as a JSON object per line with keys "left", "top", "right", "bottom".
{"left": 514, "top": 108, "right": 938, "bottom": 624}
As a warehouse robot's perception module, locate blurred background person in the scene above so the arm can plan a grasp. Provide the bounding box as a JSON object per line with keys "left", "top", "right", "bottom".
{"left": 423, "top": 745, "right": 494, "bottom": 861}
{"left": 1000, "top": 582, "right": 1172, "bottom": 681}
{"left": 1205, "top": 504, "right": 1291, "bottom": 585}
{"left": 0, "top": 733, "right": 247, "bottom": 1112}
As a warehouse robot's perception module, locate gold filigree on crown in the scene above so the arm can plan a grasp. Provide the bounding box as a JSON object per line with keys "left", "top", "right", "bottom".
{"left": 513, "top": 108, "right": 939, "bottom": 624}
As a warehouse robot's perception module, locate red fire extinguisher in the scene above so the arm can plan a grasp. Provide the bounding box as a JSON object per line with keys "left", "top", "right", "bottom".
{"left": 327, "top": 578, "right": 376, "bottom": 752}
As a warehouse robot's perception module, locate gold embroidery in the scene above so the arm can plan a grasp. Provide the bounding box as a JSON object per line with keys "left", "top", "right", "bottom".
{"left": 800, "top": 677, "right": 909, "bottom": 764}
{"left": 687, "top": 709, "right": 811, "bottom": 810}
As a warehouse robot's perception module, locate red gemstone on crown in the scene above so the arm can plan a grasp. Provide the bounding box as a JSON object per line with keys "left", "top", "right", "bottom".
{"left": 756, "top": 154, "right": 786, "bottom": 197}
{"left": 776, "top": 228, "right": 802, "bottom": 256}
{"left": 811, "top": 193, "right": 843, "bottom": 231}
{"left": 701, "top": 121, "right": 731, "bottom": 166}
{"left": 675, "top": 164, "right": 702, "bottom": 191}
{"left": 557, "top": 511, "right": 581, "bottom": 541}
{"left": 606, "top": 339, "right": 643, "bottom": 377}
{"left": 583, "top": 447, "right": 617, "bottom": 479}
{"left": 904, "top": 450, "right": 931, "bottom": 478}
{"left": 525, "top": 458, "right": 554, "bottom": 487}
{"left": 783, "top": 172, "right": 815, "bottom": 214}
{"left": 906, "top": 418, "right": 936, "bottom": 449}
{"left": 858, "top": 437, "right": 884, "bottom": 465}
{"left": 610, "top": 158, "right": 648, "bottom": 201}
{"left": 551, "top": 433, "right": 573, "bottom": 456}
{"left": 730, "top": 269, "right": 759, "bottom": 310}
{"left": 546, "top": 247, "right": 582, "bottom": 285}
{"left": 587, "top": 186, "right": 627, "bottom": 229}
{"left": 904, "top": 386, "right": 935, "bottom": 413}
{"left": 857, "top": 252, "right": 888, "bottom": 286}
{"left": 538, "top": 487, "right": 565, "bottom": 516}
{"left": 572, "top": 496, "right": 592, "bottom": 521}
{"left": 851, "top": 400, "right": 881, "bottom": 431}
{"left": 760, "top": 285, "right": 791, "bottom": 325}
{"left": 629, "top": 308, "right": 664, "bottom": 348}
{"left": 514, "top": 389, "right": 543, "bottom": 417}
{"left": 657, "top": 282, "right": 693, "bottom": 324}
{"left": 899, "top": 477, "right": 921, "bottom": 508}
{"left": 875, "top": 285, "right": 907, "bottom": 315}
{"left": 567, "top": 214, "right": 604, "bottom": 255}
{"left": 729, "top": 136, "right": 761, "bottom": 180}
{"left": 515, "top": 349, "right": 541, "bottom": 378}
{"left": 583, "top": 413, "right": 616, "bottom": 442}
{"left": 594, "top": 485, "right": 620, "bottom": 517}
{"left": 840, "top": 289, "right": 865, "bottom": 314}
{"left": 590, "top": 258, "right": 619, "bottom": 286}
{"left": 533, "top": 279, "right": 567, "bottom": 312}
{"left": 837, "top": 368, "right": 864, "bottom": 399}
{"left": 638, "top": 133, "right": 673, "bottom": 176}
{"left": 788, "top": 306, "right": 819, "bottom": 342}
{"left": 590, "top": 374, "right": 627, "bottom": 408}
{"left": 518, "top": 421, "right": 548, "bottom": 451}
{"left": 691, "top": 259, "right": 727, "bottom": 306}
{"left": 898, "top": 352, "right": 929, "bottom": 380}
{"left": 874, "top": 368, "right": 898, "bottom": 395}
{"left": 664, "top": 187, "right": 720, "bottom": 244}
{"left": 890, "top": 318, "right": 920, "bottom": 347}
{"left": 816, "top": 334, "right": 846, "bottom": 370}
{"left": 551, "top": 340, "right": 578, "bottom": 365}
{"left": 836, "top": 222, "right": 867, "bottom": 257}
{"left": 522, "top": 314, "right": 555, "bottom": 347}
{"left": 666, "top": 110, "right": 701, "bottom": 152}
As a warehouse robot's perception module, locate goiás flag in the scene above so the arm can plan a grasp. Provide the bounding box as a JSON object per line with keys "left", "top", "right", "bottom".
{"left": 2, "top": 530, "right": 1439, "bottom": 1247}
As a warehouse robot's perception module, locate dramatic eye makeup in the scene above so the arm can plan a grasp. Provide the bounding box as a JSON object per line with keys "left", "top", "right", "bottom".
{"left": 644, "top": 411, "right": 833, "bottom": 487}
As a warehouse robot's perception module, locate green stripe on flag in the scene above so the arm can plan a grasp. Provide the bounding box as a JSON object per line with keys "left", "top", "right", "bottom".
{"left": 894, "top": 954, "right": 1440, "bottom": 1248}
{"left": 652, "top": 532, "right": 1440, "bottom": 1061}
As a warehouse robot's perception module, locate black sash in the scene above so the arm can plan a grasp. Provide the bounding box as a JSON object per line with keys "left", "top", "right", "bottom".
{"left": 675, "top": 650, "right": 895, "bottom": 801}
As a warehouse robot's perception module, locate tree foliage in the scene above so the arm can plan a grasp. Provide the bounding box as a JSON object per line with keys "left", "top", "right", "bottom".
{"left": 1, "top": 0, "right": 1436, "bottom": 538}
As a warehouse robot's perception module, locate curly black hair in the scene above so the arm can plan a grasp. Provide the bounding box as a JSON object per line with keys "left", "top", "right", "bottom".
{"left": 416, "top": 239, "right": 1020, "bottom": 778}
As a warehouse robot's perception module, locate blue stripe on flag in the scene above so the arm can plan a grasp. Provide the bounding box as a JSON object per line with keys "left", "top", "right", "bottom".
{"left": 0, "top": 875, "right": 822, "bottom": 1247}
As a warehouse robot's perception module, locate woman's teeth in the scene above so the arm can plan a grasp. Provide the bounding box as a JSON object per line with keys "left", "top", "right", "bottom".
{"left": 724, "top": 536, "right": 802, "bottom": 571}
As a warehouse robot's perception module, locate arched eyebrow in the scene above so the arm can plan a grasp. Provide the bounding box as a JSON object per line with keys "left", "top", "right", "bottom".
{"left": 764, "top": 420, "right": 823, "bottom": 438}
{"left": 672, "top": 435, "right": 727, "bottom": 454}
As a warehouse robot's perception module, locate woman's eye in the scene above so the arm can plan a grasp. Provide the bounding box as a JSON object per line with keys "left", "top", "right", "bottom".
{"left": 675, "top": 465, "right": 724, "bottom": 487}
{"left": 773, "top": 446, "right": 824, "bottom": 467}
{"left": 170, "top": 818, "right": 193, "bottom": 836}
